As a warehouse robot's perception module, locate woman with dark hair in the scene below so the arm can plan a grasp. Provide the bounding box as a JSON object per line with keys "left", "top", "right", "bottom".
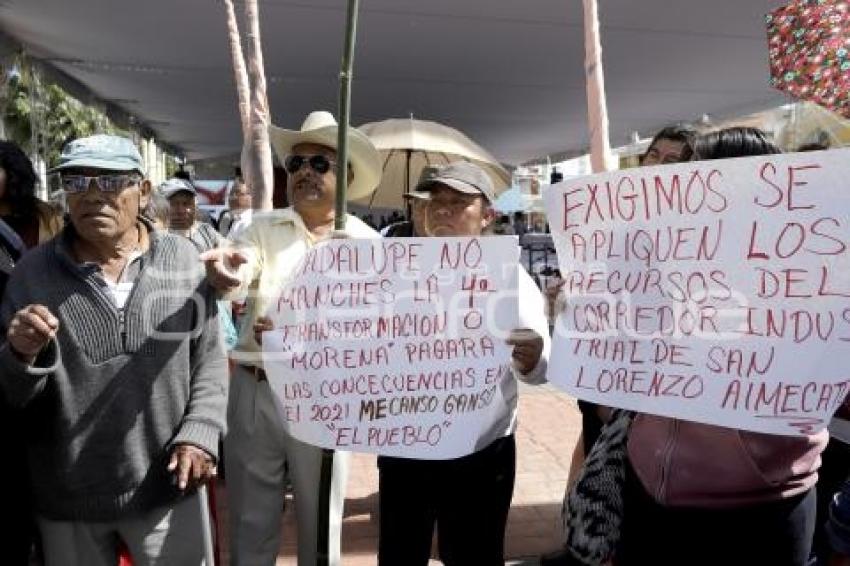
{"left": 641, "top": 123, "right": 699, "bottom": 165}
{"left": 691, "top": 126, "right": 782, "bottom": 160}
{"left": 619, "top": 127, "right": 822, "bottom": 566}
{"left": 0, "top": 141, "right": 62, "bottom": 248}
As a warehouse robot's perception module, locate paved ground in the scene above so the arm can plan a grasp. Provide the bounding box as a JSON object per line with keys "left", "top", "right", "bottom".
{"left": 216, "top": 383, "right": 581, "bottom": 565}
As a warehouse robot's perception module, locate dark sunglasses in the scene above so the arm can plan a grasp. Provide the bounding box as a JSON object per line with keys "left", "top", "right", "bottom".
{"left": 284, "top": 154, "right": 338, "bottom": 175}
{"left": 61, "top": 174, "right": 141, "bottom": 194}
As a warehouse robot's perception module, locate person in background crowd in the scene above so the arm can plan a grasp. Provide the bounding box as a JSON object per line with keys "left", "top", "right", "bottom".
{"left": 550, "top": 166, "right": 563, "bottom": 184}
{"left": 201, "top": 110, "right": 381, "bottom": 566}
{"left": 142, "top": 189, "right": 171, "bottom": 231}
{"left": 157, "top": 179, "right": 237, "bottom": 351}
{"left": 362, "top": 213, "right": 377, "bottom": 229}
{"left": 0, "top": 141, "right": 63, "bottom": 248}
{"left": 0, "top": 140, "right": 63, "bottom": 565}
{"left": 797, "top": 142, "right": 829, "bottom": 152}
{"left": 218, "top": 178, "right": 253, "bottom": 238}
{"left": 512, "top": 211, "right": 527, "bottom": 238}
{"left": 381, "top": 191, "right": 427, "bottom": 237}
{"left": 492, "top": 214, "right": 515, "bottom": 236}
{"left": 382, "top": 169, "right": 435, "bottom": 237}
{"left": 0, "top": 214, "right": 33, "bottom": 566}
{"left": 0, "top": 134, "right": 227, "bottom": 566}
{"left": 160, "top": 177, "right": 225, "bottom": 251}
{"left": 639, "top": 123, "right": 698, "bottom": 166}
{"left": 540, "top": 123, "right": 698, "bottom": 566}
{"left": 618, "top": 127, "right": 821, "bottom": 566}
{"left": 376, "top": 161, "right": 550, "bottom": 566}
{"left": 173, "top": 169, "right": 193, "bottom": 183}
{"left": 170, "top": 171, "right": 217, "bottom": 228}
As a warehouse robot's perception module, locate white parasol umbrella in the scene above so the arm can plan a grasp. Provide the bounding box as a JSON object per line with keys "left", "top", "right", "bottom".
{"left": 355, "top": 117, "right": 511, "bottom": 210}
{"left": 493, "top": 186, "right": 546, "bottom": 214}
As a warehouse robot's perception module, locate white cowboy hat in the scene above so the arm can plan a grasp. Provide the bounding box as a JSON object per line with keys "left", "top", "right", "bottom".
{"left": 268, "top": 111, "right": 382, "bottom": 201}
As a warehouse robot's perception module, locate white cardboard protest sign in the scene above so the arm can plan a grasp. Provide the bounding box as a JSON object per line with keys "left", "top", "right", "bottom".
{"left": 262, "top": 236, "right": 519, "bottom": 458}
{"left": 544, "top": 149, "right": 850, "bottom": 436}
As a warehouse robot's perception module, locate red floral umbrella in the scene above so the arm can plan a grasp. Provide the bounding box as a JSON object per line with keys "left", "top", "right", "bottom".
{"left": 767, "top": 0, "right": 850, "bottom": 118}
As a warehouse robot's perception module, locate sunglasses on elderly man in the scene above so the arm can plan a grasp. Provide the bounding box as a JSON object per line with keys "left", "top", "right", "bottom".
{"left": 61, "top": 174, "right": 142, "bottom": 194}
{"left": 283, "top": 154, "right": 339, "bottom": 175}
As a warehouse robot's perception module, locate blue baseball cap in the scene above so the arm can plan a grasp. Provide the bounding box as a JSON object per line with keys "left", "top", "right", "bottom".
{"left": 52, "top": 134, "right": 145, "bottom": 175}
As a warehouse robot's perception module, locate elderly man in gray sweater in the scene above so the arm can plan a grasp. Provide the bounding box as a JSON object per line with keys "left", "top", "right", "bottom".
{"left": 0, "top": 135, "right": 227, "bottom": 566}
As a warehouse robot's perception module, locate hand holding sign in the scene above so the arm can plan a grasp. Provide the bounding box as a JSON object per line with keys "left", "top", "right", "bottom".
{"left": 507, "top": 328, "right": 544, "bottom": 374}
{"left": 254, "top": 315, "right": 273, "bottom": 346}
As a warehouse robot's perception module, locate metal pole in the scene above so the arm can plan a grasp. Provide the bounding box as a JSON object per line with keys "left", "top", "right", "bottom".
{"left": 198, "top": 485, "right": 216, "bottom": 566}
{"left": 334, "top": 0, "right": 361, "bottom": 231}
{"left": 320, "top": 3, "right": 361, "bottom": 564}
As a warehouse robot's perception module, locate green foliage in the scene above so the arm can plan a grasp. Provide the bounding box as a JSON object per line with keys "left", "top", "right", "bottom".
{"left": 164, "top": 154, "right": 180, "bottom": 178}
{"left": 2, "top": 62, "right": 123, "bottom": 167}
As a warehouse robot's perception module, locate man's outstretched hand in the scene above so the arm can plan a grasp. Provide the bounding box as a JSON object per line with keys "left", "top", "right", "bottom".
{"left": 200, "top": 247, "right": 247, "bottom": 293}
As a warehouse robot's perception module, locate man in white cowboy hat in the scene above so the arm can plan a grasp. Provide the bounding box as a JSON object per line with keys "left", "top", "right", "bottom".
{"left": 200, "top": 110, "right": 381, "bottom": 566}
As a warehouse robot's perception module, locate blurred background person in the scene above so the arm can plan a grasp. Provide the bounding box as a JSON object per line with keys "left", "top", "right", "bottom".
{"left": 0, "top": 140, "right": 62, "bottom": 248}
{"left": 160, "top": 177, "right": 224, "bottom": 252}
{"left": 218, "top": 177, "right": 253, "bottom": 238}
{"left": 143, "top": 189, "right": 171, "bottom": 231}
{"left": 639, "top": 123, "right": 699, "bottom": 165}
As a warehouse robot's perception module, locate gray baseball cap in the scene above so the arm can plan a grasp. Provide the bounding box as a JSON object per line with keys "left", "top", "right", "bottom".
{"left": 403, "top": 190, "right": 430, "bottom": 200}
{"left": 159, "top": 178, "right": 197, "bottom": 199}
{"left": 414, "top": 161, "right": 495, "bottom": 204}
{"left": 52, "top": 134, "right": 145, "bottom": 175}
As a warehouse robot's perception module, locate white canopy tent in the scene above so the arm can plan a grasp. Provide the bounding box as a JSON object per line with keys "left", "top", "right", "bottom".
{"left": 0, "top": 0, "right": 789, "bottom": 166}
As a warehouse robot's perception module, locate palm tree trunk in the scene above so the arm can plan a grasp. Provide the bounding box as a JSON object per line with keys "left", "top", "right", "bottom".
{"left": 243, "top": 0, "right": 274, "bottom": 210}
{"left": 582, "top": 0, "right": 616, "bottom": 173}
{"left": 222, "top": 0, "right": 250, "bottom": 137}
{"left": 221, "top": 0, "right": 254, "bottom": 190}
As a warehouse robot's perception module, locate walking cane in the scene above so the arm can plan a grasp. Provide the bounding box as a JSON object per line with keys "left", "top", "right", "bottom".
{"left": 199, "top": 484, "right": 216, "bottom": 566}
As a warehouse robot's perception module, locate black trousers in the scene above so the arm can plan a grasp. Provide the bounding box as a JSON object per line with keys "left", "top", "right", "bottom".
{"left": 377, "top": 434, "right": 516, "bottom": 566}
{"left": 617, "top": 459, "right": 816, "bottom": 566}
{"left": 813, "top": 438, "right": 850, "bottom": 563}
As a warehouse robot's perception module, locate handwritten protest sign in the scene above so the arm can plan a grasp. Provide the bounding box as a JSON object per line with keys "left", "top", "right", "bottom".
{"left": 544, "top": 149, "right": 850, "bottom": 436}
{"left": 262, "top": 236, "right": 519, "bottom": 458}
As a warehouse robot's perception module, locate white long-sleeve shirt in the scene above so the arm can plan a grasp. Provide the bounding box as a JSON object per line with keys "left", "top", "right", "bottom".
{"left": 476, "top": 266, "right": 551, "bottom": 450}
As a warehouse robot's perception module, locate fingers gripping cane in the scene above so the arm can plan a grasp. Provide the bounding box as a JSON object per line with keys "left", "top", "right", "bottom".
{"left": 198, "top": 485, "right": 216, "bottom": 566}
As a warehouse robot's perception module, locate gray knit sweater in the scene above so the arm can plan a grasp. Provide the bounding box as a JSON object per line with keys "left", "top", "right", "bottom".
{"left": 0, "top": 225, "right": 227, "bottom": 521}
